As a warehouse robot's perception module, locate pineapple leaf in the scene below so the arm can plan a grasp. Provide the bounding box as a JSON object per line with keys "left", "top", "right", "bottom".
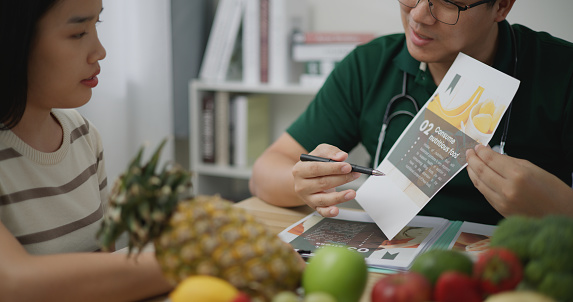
{"left": 142, "top": 139, "right": 168, "bottom": 179}
{"left": 97, "top": 138, "right": 192, "bottom": 255}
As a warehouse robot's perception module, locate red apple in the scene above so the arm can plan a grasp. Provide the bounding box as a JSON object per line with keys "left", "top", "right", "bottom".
{"left": 371, "top": 272, "right": 432, "bottom": 302}
{"left": 434, "top": 271, "right": 482, "bottom": 302}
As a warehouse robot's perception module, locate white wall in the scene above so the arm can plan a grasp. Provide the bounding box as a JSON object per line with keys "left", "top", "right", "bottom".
{"left": 78, "top": 0, "right": 174, "bottom": 185}
{"left": 307, "top": 0, "right": 573, "bottom": 43}
{"left": 509, "top": 1, "right": 573, "bottom": 42}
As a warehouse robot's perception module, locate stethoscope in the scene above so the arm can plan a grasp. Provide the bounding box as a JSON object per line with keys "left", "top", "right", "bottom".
{"left": 373, "top": 24, "right": 518, "bottom": 169}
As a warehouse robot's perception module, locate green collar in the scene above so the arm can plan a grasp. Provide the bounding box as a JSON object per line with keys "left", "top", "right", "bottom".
{"left": 392, "top": 37, "right": 436, "bottom": 94}
{"left": 393, "top": 41, "right": 421, "bottom": 76}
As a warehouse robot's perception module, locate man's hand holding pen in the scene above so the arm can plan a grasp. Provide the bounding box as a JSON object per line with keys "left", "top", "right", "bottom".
{"left": 292, "top": 144, "right": 373, "bottom": 217}
{"left": 300, "top": 154, "right": 385, "bottom": 176}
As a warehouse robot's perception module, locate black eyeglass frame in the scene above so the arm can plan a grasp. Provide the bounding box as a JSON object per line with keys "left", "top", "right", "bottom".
{"left": 399, "top": 0, "right": 496, "bottom": 25}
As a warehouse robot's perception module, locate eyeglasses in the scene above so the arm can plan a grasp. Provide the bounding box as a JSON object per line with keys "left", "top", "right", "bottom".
{"left": 398, "top": 0, "right": 494, "bottom": 25}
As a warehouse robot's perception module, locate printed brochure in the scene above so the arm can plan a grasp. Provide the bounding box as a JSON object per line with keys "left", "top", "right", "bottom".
{"left": 355, "top": 53, "right": 520, "bottom": 239}
{"left": 279, "top": 209, "right": 496, "bottom": 272}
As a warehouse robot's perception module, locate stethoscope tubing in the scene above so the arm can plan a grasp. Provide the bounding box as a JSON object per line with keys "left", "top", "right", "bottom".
{"left": 374, "top": 72, "right": 420, "bottom": 168}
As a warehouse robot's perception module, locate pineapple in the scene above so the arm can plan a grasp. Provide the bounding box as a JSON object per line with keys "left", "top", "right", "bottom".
{"left": 97, "top": 140, "right": 304, "bottom": 300}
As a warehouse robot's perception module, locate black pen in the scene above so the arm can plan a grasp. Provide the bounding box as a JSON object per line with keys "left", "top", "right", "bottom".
{"left": 300, "top": 154, "right": 385, "bottom": 176}
{"left": 296, "top": 249, "right": 313, "bottom": 260}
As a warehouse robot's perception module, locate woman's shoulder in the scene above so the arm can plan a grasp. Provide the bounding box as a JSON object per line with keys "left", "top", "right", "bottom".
{"left": 52, "top": 109, "right": 89, "bottom": 127}
{"left": 52, "top": 109, "right": 103, "bottom": 151}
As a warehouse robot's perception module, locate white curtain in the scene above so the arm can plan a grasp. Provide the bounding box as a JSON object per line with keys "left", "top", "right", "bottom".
{"left": 79, "top": 0, "right": 174, "bottom": 184}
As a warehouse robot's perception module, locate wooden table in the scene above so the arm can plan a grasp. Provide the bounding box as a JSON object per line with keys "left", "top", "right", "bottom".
{"left": 142, "top": 197, "right": 386, "bottom": 302}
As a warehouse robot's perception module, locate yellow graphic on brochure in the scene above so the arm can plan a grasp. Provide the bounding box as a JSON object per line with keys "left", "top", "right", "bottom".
{"left": 427, "top": 86, "right": 505, "bottom": 144}
{"left": 427, "top": 86, "right": 483, "bottom": 130}
{"left": 473, "top": 99, "right": 505, "bottom": 134}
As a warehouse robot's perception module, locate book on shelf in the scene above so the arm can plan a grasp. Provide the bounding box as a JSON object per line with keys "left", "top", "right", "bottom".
{"left": 228, "top": 95, "right": 237, "bottom": 166}
{"left": 215, "top": 91, "right": 231, "bottom": 166}
{"left": 199, "top": 0, "right": 244, "bottom": 81}
{"left": 230, "top": 94, "right": 271, "bottom": 167}
{"left": 268, "top": 0, "right": 309, "bottom": 85}
{"left": 306, "top": 60, "right": 341, "bottom": 75}
{"left": 292, "top": 43, "right": 358, "bottom": 62}
{"left": 279, "top": 209, "right": 496, "bottom": 273}
{"left": 298, "top": 60, "right": 340, "bottom": 86}
{"left": 226, "top": 24, "right": 244, "bottom": 82}
{"left": 243, "top": 0, "right": 260, "bottom": 84}
{"left": 292, "top": 31, "right": 375, "bottom": 86}
{"left": 201, "top": 92, "right": 216, "bottom": 163}
{"left": 299, "top": 73, "right": 328, "bottom": 87}
{"left": 293, "top": 43, "right": 356, "bottom": 87}
{"left": 204, "top": 92, "right": 271, "bottom": 168}
{"left": 292, "top": 31, "right": 376, "bottom": 44}
{"left": 259, "top": 0, "right": 269, "bottom": 83}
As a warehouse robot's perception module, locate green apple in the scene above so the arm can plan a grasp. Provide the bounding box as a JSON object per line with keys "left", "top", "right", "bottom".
{"left": 272, "top": 291, "right": 300, "bottom": 302}
{"left": 302, "top": 246, "right": 368, "bottom": 302}
{"left": 304, "top": 292, "right": 337, "bottom": 302}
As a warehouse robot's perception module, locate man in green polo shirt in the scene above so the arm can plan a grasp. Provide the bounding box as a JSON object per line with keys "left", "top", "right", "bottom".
{"left": 249, "top": 0, "right": 573, "bottom": 225}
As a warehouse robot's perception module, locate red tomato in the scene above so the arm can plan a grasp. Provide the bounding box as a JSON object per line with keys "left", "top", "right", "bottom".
{"left": 473, "top": 247, "right": 523, "bottom": 294}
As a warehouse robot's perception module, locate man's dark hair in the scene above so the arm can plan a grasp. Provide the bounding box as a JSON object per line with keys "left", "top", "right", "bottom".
{"left": 0, "top": 0, "right": 60, "bottom": 129}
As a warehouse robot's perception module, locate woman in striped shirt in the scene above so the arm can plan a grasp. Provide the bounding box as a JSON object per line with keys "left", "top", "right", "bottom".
{"left": 0, "top": 0, "right": 172, "bottom": 300}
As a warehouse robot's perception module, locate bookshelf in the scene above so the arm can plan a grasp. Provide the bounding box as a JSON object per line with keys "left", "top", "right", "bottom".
{"left": 189, "top": 0, "right": 377, "bottom": 202}
{"left": 189, "top": 80, "right": 371, "bottom": 202}
{"left": 189, "top": 80, "right": 320, "bottom": 201}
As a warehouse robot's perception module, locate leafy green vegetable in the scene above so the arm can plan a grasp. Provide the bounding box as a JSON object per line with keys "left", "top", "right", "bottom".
{"left": 490, "top": 215, "right": 573, "bottom": 302}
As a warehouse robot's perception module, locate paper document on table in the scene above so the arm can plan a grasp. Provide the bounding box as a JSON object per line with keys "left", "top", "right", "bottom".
{"left": 448, "top": 221, "right": 497, "bottom": 261}
{"left": 278, "top": 209, "right": 497, "bottom": 271}
{"left": 355, "top": 53, "right": 520, "bottom": 239}
{"left": 278, "top": 209, "right": 450, "bottom": 271}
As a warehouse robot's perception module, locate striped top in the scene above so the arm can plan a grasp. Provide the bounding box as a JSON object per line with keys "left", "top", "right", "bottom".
{"left": 0, "top": 109, "right": 108, "bottom": 254}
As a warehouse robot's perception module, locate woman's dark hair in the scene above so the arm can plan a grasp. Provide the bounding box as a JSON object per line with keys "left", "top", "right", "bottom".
{"left": 0, "top": 0, "right": 60, "bottom": 130}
